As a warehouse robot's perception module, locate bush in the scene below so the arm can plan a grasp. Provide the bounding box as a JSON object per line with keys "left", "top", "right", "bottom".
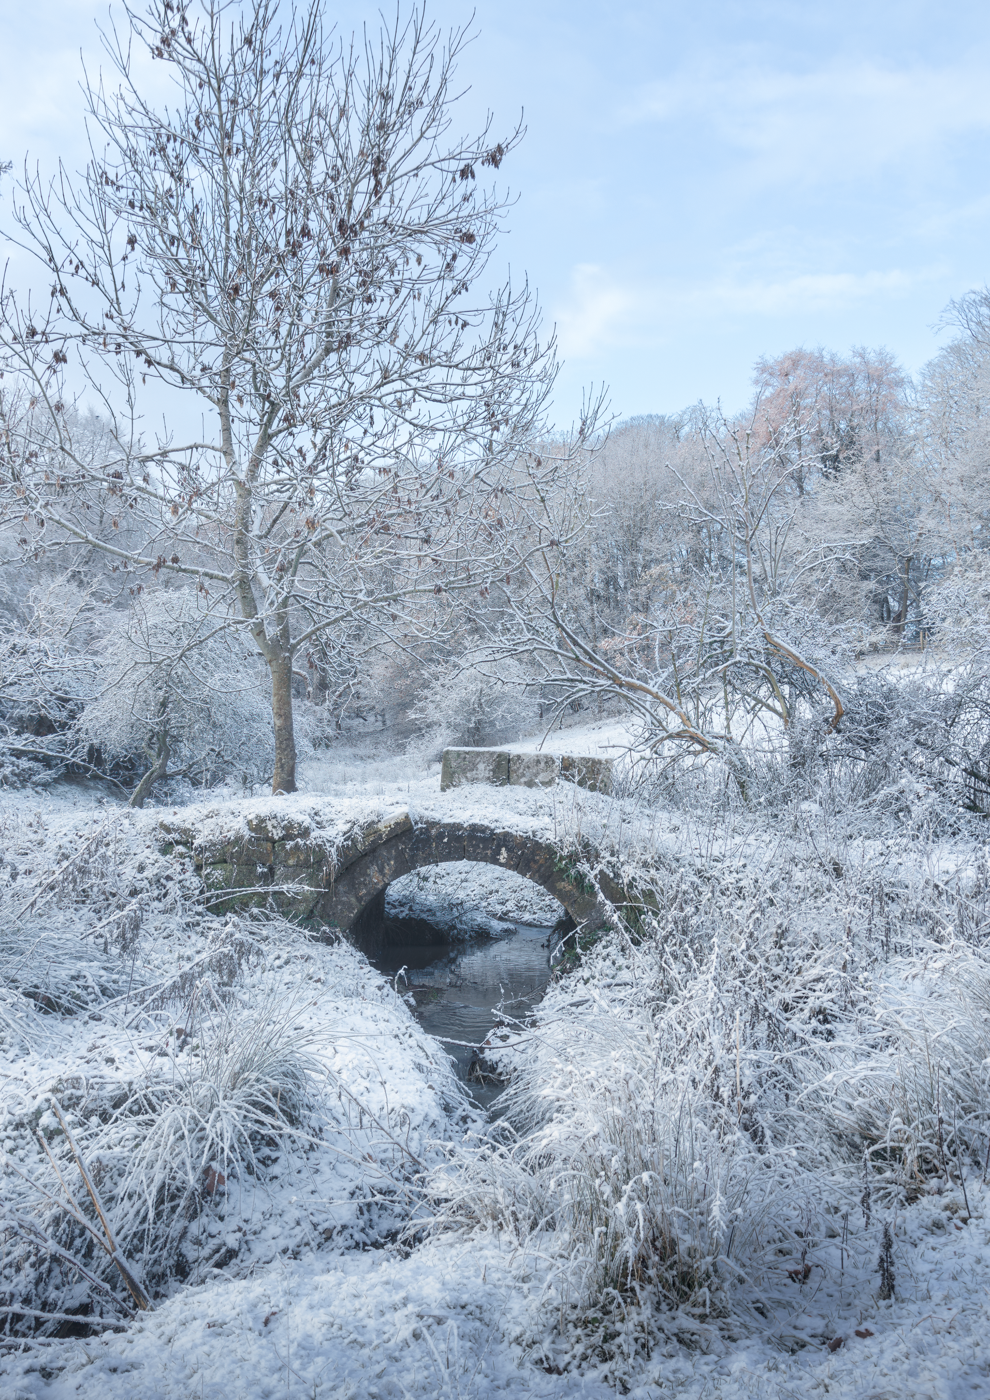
{"left": 78, "top": 589, "right": 274, "bottom": 798}
{"left": 411, "top": 655, "right": 537, "bottom": 757}
{"left": 42, "top": 992, "right": 322, "bottom": 1288}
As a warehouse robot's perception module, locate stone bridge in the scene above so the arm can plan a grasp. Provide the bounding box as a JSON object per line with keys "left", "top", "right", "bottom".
{"left": 160, "top": 810, "right": 623, "bottom": 936}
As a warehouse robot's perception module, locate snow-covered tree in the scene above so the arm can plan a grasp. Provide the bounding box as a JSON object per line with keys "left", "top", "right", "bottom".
{"left": 752, "top": 345, "right": 910, "bottom": 490}
{"left": 0, "top": 0, "right": 597, "bottom": 794}
{"left": 503, "top": 408, "right": 846, "bottom": 782}
{"left": 0, "top": 576, "right": 101, "bottom": 785}
{"left": 411, "top": 653, "right": 537, "bottom": 757}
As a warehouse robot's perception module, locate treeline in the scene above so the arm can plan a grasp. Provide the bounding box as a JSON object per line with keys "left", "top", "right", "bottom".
{"left": 4, "top": 1, "right": 990, "bottom": 811}
{"left": 5, "top": 291, "right": 990, "bottom": 808}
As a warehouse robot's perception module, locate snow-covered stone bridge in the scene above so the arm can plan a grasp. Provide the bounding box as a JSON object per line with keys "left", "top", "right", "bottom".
{"left": 158, "top": 801, "right": 623, "bottom": 935}
{"left": 312, "top": 811, "right": 616, "bottom": 933}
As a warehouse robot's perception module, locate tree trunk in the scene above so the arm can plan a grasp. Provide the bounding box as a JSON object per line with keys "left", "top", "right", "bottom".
{"left": 129, "top": 730, "right": 170, "bottom": 809}
{"left": 270, "top": 652, "right": 297, "bottom": 794}
{"left": 891, "top": 555, "right": 912, "bottom": 641}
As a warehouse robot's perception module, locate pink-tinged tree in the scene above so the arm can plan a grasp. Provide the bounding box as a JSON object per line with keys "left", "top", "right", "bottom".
{"left": 752, "top": 346, "right": 909, "bottom": 493}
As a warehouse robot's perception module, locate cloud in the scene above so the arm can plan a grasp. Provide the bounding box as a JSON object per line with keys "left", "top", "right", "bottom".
{"left": 621, "top": 58, "right": 990, "bottom": 189}
{"left": 554, "top": 261, "right": 934, "bottom": 358}
{"left": 683, "top": 267, "right": 928, "bottom": 317}
{"left": 553, "top": 264, "right": 638, "bottom": 359}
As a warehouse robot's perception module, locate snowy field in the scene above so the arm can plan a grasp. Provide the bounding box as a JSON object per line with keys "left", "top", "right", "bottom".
{"left": 3, "top": 740, "right": 990, "bottom": 1399}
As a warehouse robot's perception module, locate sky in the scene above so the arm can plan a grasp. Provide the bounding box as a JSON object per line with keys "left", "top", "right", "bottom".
{"left": 2, "top": 0, "right": 990, "bottom": 426}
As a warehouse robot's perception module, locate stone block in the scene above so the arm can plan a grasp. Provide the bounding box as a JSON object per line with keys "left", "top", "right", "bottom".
{"left": 508, "top": 752, "right": 560, "bottom": 788}
{"left": 157, "top": 820, "right": 195, "bottom": 851}
{"left": 440, "top": 748, "right": 509, "bottom": 791}
{"left": 560, "top": 754, "right": 613, "bottom": 794}
{"left": 192, "top": 838, "right": 236, "bottom": 867}
{"left": 202, "top": 862, "right": 272, "bottom": 914}
{"left": 221, "top": 834, "right": 273, "bottom": 867}
{"left": 272, "top": 885, "right": 321, "bottom": 920}
{"left": 246, "top": 814, "right": 312, "bottom": 843}
{"left": 273, "top": 841, "right": 316, "bottom": 868}
{"left": 202, "top": 861, "right": 268, "bottom": 892}
{"left": 202, "top": 861, "right": 238, "bottom": 891}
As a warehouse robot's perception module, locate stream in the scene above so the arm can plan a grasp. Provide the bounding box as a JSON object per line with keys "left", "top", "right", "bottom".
{"left": 358, "top": 914, "right": 557, "bottom": 1108}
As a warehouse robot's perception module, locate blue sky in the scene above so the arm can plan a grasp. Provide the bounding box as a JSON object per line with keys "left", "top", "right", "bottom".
{"left": 3, "top": 0, "right": 990, "bottom": 425}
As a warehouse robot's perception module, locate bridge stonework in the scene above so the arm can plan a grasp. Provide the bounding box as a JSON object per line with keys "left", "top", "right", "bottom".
{"left": 159, "top": 810, "right": 619, "bottom": 935}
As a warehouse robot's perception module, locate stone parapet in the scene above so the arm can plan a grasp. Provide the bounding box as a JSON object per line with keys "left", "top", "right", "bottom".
{"left": 439, "top": 748, "right": 509, "bottom": 791}
{"left": 440, "top": 747, "right": 613, "bottom": 794}
{"left": 508, "top": 752, "right": 559, "bottom": 788}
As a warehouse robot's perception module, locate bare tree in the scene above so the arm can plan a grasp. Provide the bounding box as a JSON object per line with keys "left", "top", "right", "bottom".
{"left": 0, "top": 0, "right": 590, "bottom": 793}
{"left": 752, "top": 345, "right": 909, "bottom": 495}
{"left": 503, "top": 410, "right": 846, "bottom": 781}
{"left": 916, "top": 290, "right": 990, "bottom": 582}
{"left": 750, "top": 346, "right": 962, "bottom": 643}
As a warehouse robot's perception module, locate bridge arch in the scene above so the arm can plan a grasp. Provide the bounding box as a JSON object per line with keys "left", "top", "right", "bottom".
{"left": 314, "top": 813, "right": 613, "bottom": 936}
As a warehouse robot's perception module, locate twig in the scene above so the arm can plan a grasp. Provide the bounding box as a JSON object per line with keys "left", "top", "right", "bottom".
{"left": 47, "top": 1101, "right": 154, "bottom": 1311}
{"left": 10, "top": 824, "right": 108, "bottom": 923}
{"left": 331, "top": 1078, "right": 425, "bottom": 1169}
{"left": 0, "top": 1304, "right": 127, "bottom": 1330}
{"left": 1, "top": 1214, "right": 134, "bottom": 1316}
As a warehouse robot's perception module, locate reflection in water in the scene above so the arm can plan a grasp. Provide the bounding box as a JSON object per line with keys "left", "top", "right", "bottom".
{"left": 359, "top": 915, "right": 554, "bottom": 1108}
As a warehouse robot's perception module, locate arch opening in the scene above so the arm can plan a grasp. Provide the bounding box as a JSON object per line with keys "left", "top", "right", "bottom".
{"left": 314, "top": 816, "right": 607, "bottom": 935}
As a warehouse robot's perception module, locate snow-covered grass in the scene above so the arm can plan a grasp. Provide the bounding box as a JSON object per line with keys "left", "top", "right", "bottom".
{"left": 4, "top": 709, "right": 990, "bottom": 1397}
{"left": 411, "top": 819, "right": 990, "bottom": 1381}
{"left": 0, "top": 801, "right": 471, "bottom": 1346}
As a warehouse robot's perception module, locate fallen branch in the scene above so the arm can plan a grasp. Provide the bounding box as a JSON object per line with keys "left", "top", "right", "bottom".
{"left": 0, "top": 1304, "right": 128, "bottom": 1331}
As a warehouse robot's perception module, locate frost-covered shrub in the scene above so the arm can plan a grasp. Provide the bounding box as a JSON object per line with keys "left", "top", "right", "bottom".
{"left": 427, "top": 928, "right": 827, "bottom": 1338}
{"left": 0, "top": 576, "right": 102, "bottom": 773}
{"left": 411, "top": 655, "right": 537, "bottom": 757}
{"left": 927, "top": 552, "right": 990, "bottom": 653}
{"left": 833, "top": 662, "right": 990, "bottom": 819}
{"left": 0, "top": 807, "right": 465, "bottom": 1337}
{"left": 79, "top": 589, "right": 274, "bottom": 798}
{"left": 512, "top": 1070, "right": 774, "bottom": 1329}
{"left": 0, "top": 753, "right": 59, "bottom": 790}
{"left": 32, "top": 994, "right": 321, "bottom": 1292}
{"left": 0, "top": 580, "right": 277, "bottom": 799}
{"left": 825, "top": 947, "right": 990, "bottom": 1182}
{"left": 643, "top": 658, "right": 990, "bottom": 826}
{"left": 425, "top": 817, "right": 990, "bottom": 1361}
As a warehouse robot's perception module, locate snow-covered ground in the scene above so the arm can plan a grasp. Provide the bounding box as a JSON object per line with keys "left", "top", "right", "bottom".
{"left": 4, "top": 1188, "right": 989, "bottom": 1400}
{"left": 386, "top": 861, "right": 562, "bottom": 937}
{"left": 501, "top": 714, "right": 638, "bottom": 759}
{"left": 3, "top": 739, "right": 990, "bottom": 1398}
